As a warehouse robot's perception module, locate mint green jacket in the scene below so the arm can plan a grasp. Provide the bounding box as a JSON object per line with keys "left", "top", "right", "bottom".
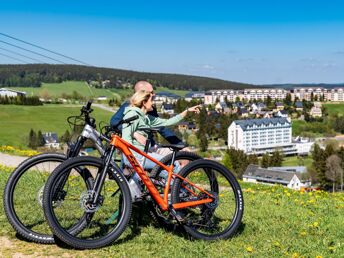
{"left": 122, "top": 106, "right": 183, "bottom": 151}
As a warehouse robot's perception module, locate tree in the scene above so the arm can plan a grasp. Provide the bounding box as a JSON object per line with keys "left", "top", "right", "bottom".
{"left": 28, "top": 129, "right": 37, "bottom": 149}
{"left": 326, "top": 155, "right": 343, "bottom": 192}
{"left": 37, "top": 130, "right": 44, "bottom": 147}
{"left": 261, "top": 153, "right": 270, "bottom": 168}
{"left": 197, "top": 107, "right": 208, "bottom": 152}
{"left": 270, "top": 150, "right": 283, "bottom": 167}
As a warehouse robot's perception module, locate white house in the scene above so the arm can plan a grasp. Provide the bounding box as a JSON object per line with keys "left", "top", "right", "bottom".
{"left": 161, "top": 103, "right": 175, "bottom": 114}
{"left": 42, "top": 132, "right": 60, "bottom": 149}
{"left": 0, "top": 88, "right": 26, "bottom": 97}
{"left": 243, "top": 165, "right": 311, "bottom": 190}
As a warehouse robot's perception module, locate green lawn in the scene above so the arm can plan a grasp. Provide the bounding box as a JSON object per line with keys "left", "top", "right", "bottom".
{"left": 0, "top": 104, "right": 113, "bottom": 148}
{"left": 155, "top": 87, "right": 190, "bottom": 97}
{"left": 0, "top": 168, "right": 343, "bottom": 257}
{"left": 282, "top": 155, "right": 313, "bottom": 168}
{"left": 11, "top": 81, "right": 121, "bottom": 100}
{"left": 323, "top": 103, "right": 344, "bottom": 116}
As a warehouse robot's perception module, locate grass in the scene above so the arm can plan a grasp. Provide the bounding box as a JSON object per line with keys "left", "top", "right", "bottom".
{"left": 323, "top": 103, "right": 344, "bottom": 117}
{"left": 0, "top": 166, "right": 343, "bottom": 257}
{"left": 282, "top": 155, "right": 313, "bottom": 168}
{"left": 10, "top": 81, "right": 190, "bottom": 102}
{"left": 11, "top": 81, "right": 122, "bottom": 100}
{"left": 0, "top": 104, "right": 113, "bottom": 148}
{"left": 155, "top": 87, "right": 190, "bottom": 97}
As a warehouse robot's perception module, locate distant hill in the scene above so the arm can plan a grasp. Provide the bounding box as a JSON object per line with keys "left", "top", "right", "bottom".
{"left": 259, "top": 83, "right": 344, "bottom": 89}
{"left": 0, "top": 64, "right": 256, "bottom": 91}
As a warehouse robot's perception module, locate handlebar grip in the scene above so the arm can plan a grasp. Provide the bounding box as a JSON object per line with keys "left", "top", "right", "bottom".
{"left": 122, "top": 115, "right": 139, "bottom": 124}
{"left": 86, "top": 99, "right": 93, "bottom": 110}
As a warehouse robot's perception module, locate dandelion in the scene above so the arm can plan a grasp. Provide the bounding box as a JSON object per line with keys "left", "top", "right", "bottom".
{"left": 292, "top": 252, "right": 299, "bottom": 258}
{"left": 299, "top": 231, "right": 307, "bottom": 236}
{"left": 313, "top": 222, "right": 319, "bottom": 228}
{"left": 286, "top": 192, "right": 291, "bottom": 197}
{"left": 315, "top": 255, "right": 323, "bottom": 258}
{"left": 246, "top": 246, "right": 253, "bottom": 253}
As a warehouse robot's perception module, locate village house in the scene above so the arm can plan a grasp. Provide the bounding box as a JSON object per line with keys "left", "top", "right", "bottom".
{"left": 160, "top": 103, "right": 175, "bottom": 115}
{"left": 0, "top": 88, "right": 26, "bottom": 97}
{"left": 185, "top": 91, "right": 205, "bottom": 102}
{"left": 42, "top": 132, "right": 60, "bottom": 149}
{"left": 274, "top": 110, "right": 289, "bottom": 118}
{"left": 275, "top": 102, "right": 284, "bottom": 111}
{"left": 215, "top": 102, "right": 230, "bottom": 113}
{"left": 309, "top": 102, "right": 322, "bottom": 117}
{"left": 295, "top": 101, "right": 304, "bottom": 111}
{"left": 243, "top": 164, "right": 311, "bottom": 190}
{"left": 178, "top": 121, "right": 197, "bottom": 133}
{"left": 154, "top": 92, "right": 180, "bottom": 104}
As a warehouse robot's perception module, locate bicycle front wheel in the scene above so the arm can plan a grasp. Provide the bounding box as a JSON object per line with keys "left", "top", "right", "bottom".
{"left": 171, "top": 159, "right": 244, "bottom": 240}
{"left": 43, "top": 156, "right": 132, "bottom": 249}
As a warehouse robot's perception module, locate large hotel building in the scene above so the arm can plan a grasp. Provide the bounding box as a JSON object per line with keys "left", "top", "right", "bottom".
{"left": 228, "top": 117, "right": 297, "bottom": 155}
{"left": 204, "top": 87, "right": 344, "bottom": 104}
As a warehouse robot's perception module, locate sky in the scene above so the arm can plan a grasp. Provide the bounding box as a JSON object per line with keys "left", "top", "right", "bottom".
{"left": 0, "top": 0, "right": 344, "bottom": 85}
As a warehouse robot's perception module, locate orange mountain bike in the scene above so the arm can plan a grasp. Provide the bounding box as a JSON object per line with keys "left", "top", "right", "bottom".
{"left": 42, "top": 119, "right": 244, "bottom": 249}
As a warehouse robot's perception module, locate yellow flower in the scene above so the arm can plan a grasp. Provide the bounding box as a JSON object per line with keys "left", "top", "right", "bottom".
{"left": 313, "top": 222, "right": 319, "bottom": 227}
{"left": 315, "top": 256, "right": 323, "bottom": 258}
{"left": 286, "top": 192, "right": 291, "bottom": 197}
{"left": 292, "top": 252, "right": 299, "bottom": 258}
{"left": 299, "top": 231, "right": 307, "bottom": 236}
{"left": 246, "top": 246, "right": 253, "bottom": 253}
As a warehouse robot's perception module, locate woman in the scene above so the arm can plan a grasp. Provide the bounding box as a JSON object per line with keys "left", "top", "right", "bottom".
{"left": 122, "top": 90, "right": 200, "bottom": 169}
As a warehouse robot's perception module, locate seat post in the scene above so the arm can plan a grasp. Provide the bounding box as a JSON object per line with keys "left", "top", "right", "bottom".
{"left": 141, "top": 131, "right": 154, "bottom": 168}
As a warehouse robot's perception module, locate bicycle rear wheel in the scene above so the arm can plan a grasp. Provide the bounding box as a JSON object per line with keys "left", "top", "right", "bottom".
{"left": 3, "top": 153, "right": 67, "bottom": 244}
{"left": 171, "top": 159, "right": 244, "bottom": 240}
{"left": 43, "top": 156, "right": 132, "bottom": 249}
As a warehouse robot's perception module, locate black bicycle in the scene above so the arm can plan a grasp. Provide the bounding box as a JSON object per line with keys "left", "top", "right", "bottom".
{"left": 3, "top": 100, "right": 202, "bottom": 244}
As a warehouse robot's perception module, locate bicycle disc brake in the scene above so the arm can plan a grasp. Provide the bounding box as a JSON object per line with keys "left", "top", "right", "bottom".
{"left": 80, "top": 190, "right": 103, "bottom": 213}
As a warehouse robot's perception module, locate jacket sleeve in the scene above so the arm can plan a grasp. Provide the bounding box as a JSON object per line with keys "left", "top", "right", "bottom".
{"left": 147, "top": 107, "right": 183, "bottom": 144}
{"left": 109, "top": 102, "right": 128, "bottom": 128}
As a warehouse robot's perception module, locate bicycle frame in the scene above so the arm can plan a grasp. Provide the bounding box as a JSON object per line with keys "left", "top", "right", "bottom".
{"left": 110, "top": 134, "right": 214, "bottom": 211}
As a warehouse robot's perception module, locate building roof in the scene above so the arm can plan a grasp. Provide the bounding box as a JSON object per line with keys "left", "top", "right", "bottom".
{"left": 243, "top": 164, "right": 302, "bottom": 184}
{"left": 42, "top": 132, "right": 59, "bottom": 144}
{"left": 162, "top": 103, "right": 174, "bottom": 110}
{"left": 295, "top": 101, "right": 303, "bottom": 108}
{"left": 0, "top": 88, "right": 26, "bottom": 95}
{"left": 233, "top": 117, "right": 290, "bottom": 130}
{"left": 155, "top": 91, "right": 180, "bottom": 99}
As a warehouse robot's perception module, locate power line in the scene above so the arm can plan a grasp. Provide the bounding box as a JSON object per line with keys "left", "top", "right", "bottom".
{"left": 0, "top": 39, "right": 67, "bottom": 64}
{"left": 0, "top": 32, "right": 90, "bottom": 66}
{"left": 0, "top": 51, "right": 29, "bottom": 64}
{"left": 0, "top": 46, "right": 45, "bottom": 63}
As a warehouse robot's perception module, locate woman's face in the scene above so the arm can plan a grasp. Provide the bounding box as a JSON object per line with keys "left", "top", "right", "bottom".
{"left": 143, "top": 94, "right": 154, "bottom": 112}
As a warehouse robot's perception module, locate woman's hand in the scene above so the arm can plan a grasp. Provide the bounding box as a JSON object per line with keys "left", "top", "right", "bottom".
{"left": 187, "top": 104, "right": 202, "bottom": 114}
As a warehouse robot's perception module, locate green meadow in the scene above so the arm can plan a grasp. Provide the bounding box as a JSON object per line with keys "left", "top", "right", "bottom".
{"left": 0, "top": 104, "right": 113, "bottom": 148}
{"left": 0, "top": 168, "right": 342, "bottom": 257}
{"left": 10, "top": 81, "right": 122, "bottom": 100}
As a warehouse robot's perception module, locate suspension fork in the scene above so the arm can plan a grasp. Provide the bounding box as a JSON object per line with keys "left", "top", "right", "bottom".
{"left": 53, "top": 136, "right": 87, "bottom": 200}
{"left": 91, "top": 146, "right": 116, "bottom": 205}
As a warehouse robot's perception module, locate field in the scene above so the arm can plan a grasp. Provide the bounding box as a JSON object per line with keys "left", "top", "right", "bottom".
{"left": 11, "top": 81, "right": 122, "bottom": 100}
{"left": 0, "top": 104, "right": 113, "bottom": 148}
{"left": 0, "top": 167, "right": 343, "bottom": 257}
{"left": 282, "top": 155, "right": 313, "bottom": 167}
{"left": 323, "top": 103, "right": 344, "bottom": 116}
{"left": 10, "top": 81, "right": 190, "bottom": 101}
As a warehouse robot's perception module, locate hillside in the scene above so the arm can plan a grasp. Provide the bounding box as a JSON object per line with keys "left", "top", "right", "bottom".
{"left": 0, "top": 64, "right": 255, "bottom": 91}
{"left": 0, "top": 171, "right": 342, "bottom": 257}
